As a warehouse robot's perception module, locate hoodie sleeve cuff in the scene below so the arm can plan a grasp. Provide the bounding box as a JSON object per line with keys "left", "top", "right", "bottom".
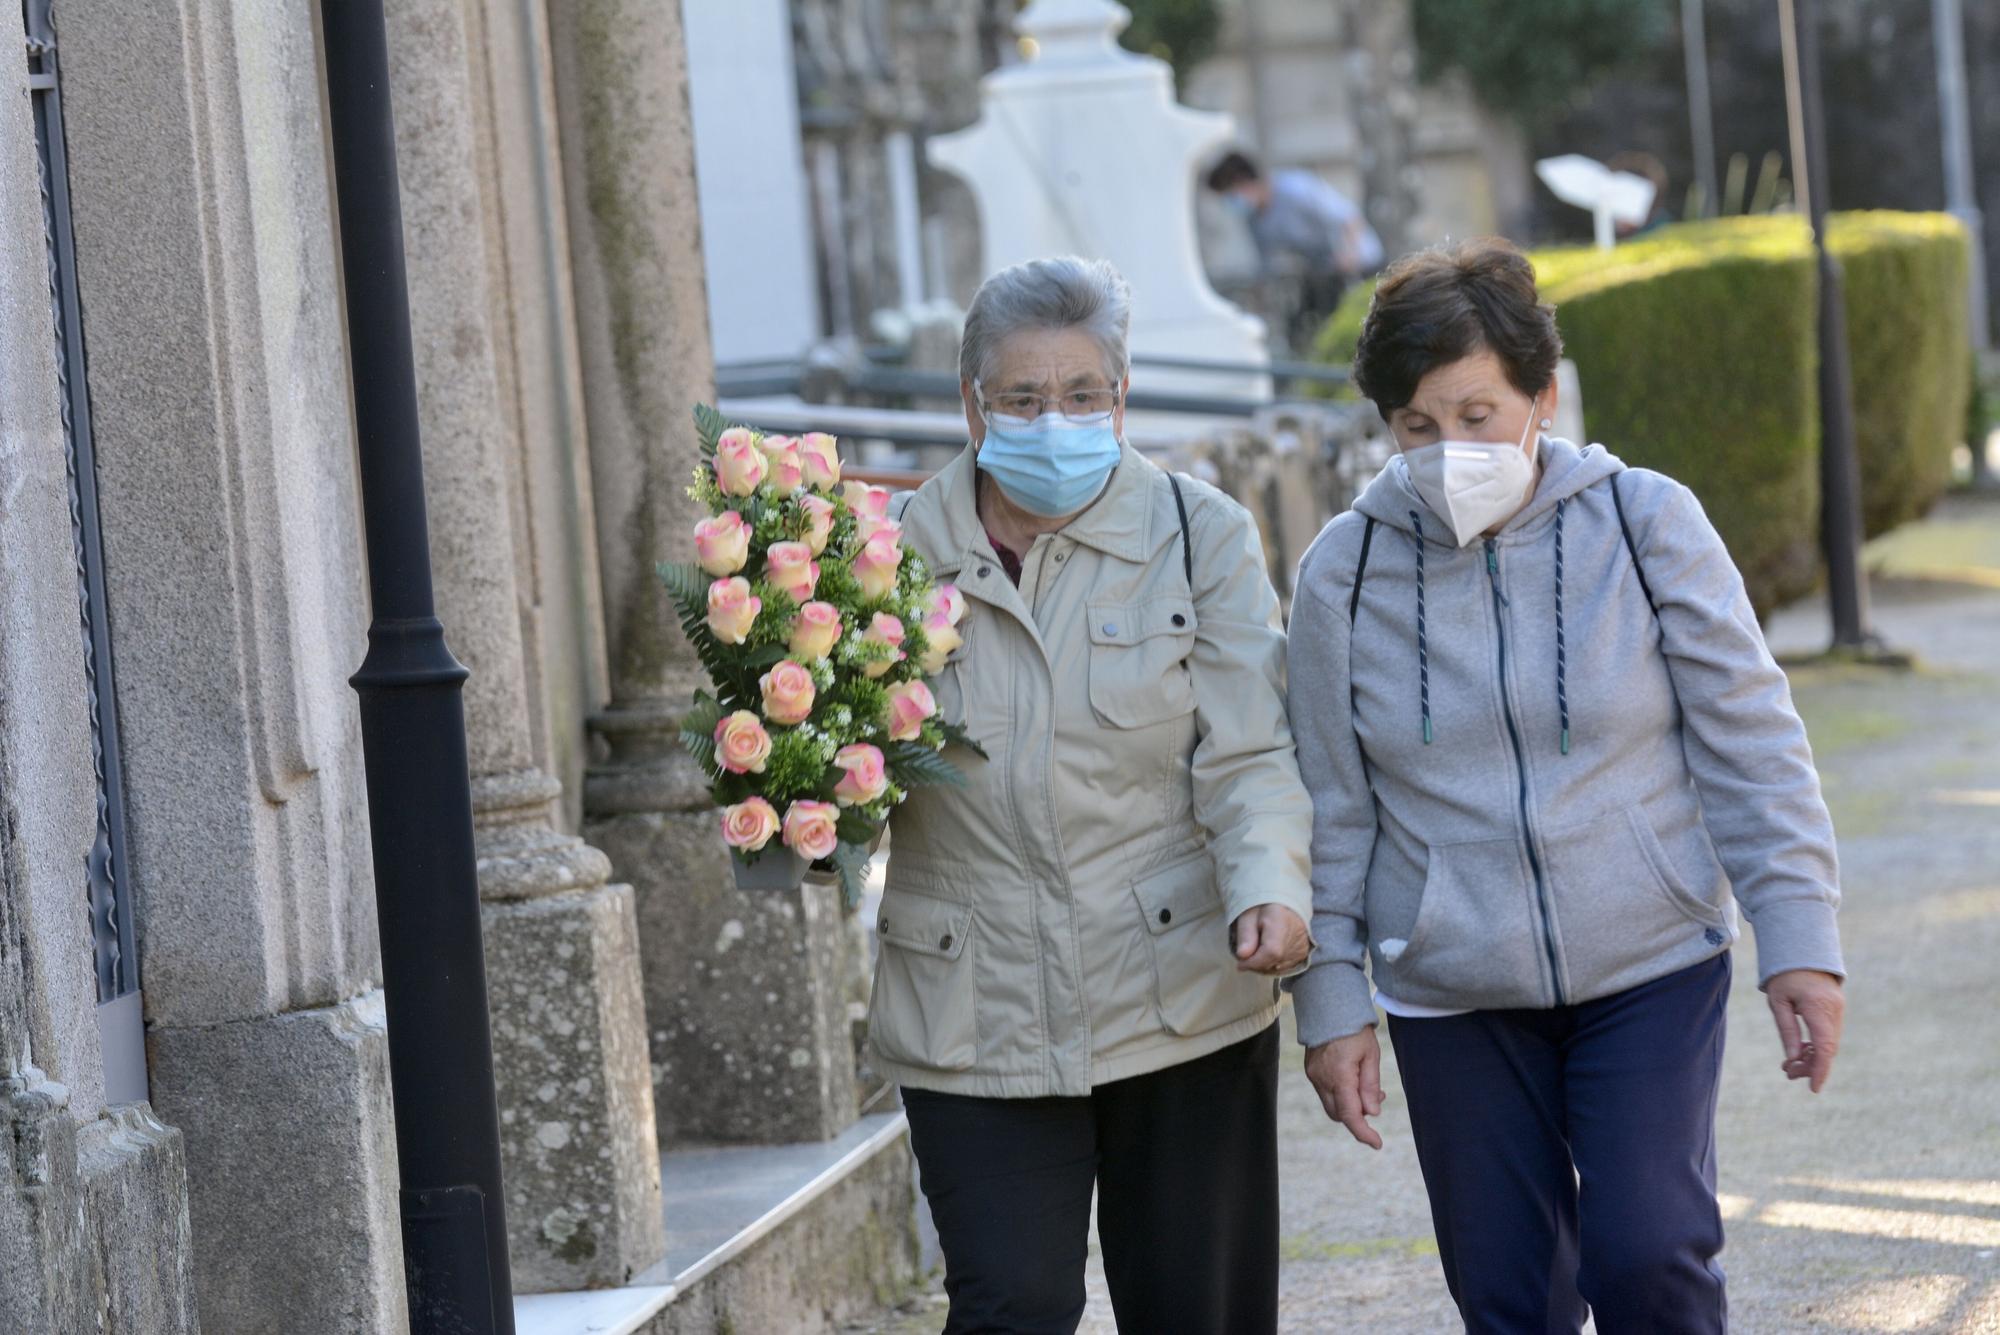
{"left": 1284, "top": 960, "right": 1378, "bottom": 1047}
{"left": 1749, "top": 897, "right": 1847, "bottom": 987}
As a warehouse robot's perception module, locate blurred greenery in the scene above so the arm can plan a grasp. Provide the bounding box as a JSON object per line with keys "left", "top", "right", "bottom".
{"left": 1308, "top": 214, "right": 1974, "bottom": 615}
{"left": 1826, "top": 211, "right": 1972, "bottom": 537}
{"left": 1411, "top": 0, "right": 1671, "bottom": 129}
{"left": 1118, "top": 0, "right": 1221, "bottom": 88}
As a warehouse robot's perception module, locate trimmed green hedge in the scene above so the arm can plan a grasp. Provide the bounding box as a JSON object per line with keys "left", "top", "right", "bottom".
{"left": 1311, "top": 212, "right": 1973, "bottom": 615}
{"left": 1533, "top": 219, "right": 1821, "bottom": 614}
{"left": 1826, "top": 212, "right": 1972, "bottom": 537}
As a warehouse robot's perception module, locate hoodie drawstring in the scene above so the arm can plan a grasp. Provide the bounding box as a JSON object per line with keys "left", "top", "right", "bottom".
{"left": 1554, "top": 498, "right": 1571, "bottom": 755}
{"left": 1409, "top": 510, "right": 1432, "bottom": 744}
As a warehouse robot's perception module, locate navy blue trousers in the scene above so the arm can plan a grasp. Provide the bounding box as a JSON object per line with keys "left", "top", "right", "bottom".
{"left": 901, "top": 1023, "right": 1279, "bottom": 1335}
{"left": 1388, "top": 954, "right": 1731, "bottom": 1335}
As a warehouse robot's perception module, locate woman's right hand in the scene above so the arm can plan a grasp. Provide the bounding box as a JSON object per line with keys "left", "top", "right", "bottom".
{"left": 1304, "top": 1026, "right": 1385, "bottom": 1150}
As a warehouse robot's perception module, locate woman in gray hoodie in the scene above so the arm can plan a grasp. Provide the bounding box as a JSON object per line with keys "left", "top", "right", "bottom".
{"left": 1286, "top": 238, "right": 1847, "bottom": 1333}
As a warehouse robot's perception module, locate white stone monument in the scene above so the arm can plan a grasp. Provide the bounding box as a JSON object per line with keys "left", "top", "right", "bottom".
{"left": 928, "top": 0, "right": 1271, "bottom": 400}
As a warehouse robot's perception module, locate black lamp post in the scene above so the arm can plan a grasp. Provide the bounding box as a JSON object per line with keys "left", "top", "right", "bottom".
{"left": 318, "top": 1, "right": 515, "bottom": 1330}
{"left": 1778, "top": 0, "right": 1873, "bottom": 651}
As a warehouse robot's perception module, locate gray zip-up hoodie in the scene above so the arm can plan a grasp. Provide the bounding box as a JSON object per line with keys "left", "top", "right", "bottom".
{"left": 1284, "top": 438, "right": 1845, "bottom": 1046}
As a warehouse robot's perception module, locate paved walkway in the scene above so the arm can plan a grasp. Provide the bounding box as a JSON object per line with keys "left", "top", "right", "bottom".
{"left": 854, "top": 493, "right": 2000, "bottom": 1334}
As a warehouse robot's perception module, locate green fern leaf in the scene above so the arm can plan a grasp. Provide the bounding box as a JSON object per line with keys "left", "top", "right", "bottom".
{"left": 885, "top": 741, "right": 974, "bottom": 789}
{"left": 831, "top": 839, "right": 874, "bottom": 910}
{"left": 693, "top": 402, "right": 730, "bottom": 458}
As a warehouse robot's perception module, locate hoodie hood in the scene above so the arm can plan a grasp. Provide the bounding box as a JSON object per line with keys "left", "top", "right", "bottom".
{"left": 1354, "top": 436, "right": 1626, "bottom": 544}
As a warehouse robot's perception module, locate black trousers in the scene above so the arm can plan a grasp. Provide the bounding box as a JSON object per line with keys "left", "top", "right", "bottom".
{"left": 901, "top": 1023, "right": 1280, "bottom": 1335}
{"left": 1389, "top": 954, "right": 1732, "bottom": 1335}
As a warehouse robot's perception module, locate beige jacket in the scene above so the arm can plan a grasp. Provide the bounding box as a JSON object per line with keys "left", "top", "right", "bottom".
{"left": 869, "top": 443, "right": 1314, "bottom": 1097}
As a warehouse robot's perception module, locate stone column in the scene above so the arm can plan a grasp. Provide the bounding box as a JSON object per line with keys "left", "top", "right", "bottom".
{"left": 380, "top": 0, "right": 662, "bottom": 1292}
{"left": 550, "top": 0, "right": 861, "bottom": 1145}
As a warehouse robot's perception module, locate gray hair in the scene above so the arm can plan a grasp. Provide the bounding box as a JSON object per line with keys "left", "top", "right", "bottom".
{"left": 958, "top": 256, "right": 1132, "bottom": 386}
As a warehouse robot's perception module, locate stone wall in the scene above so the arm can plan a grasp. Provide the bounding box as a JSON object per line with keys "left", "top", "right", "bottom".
{"left": 0, "top": 3, "right": 198, "bottom": 1328}
{"left": 54, "top": 0, "right": 405, "bottom": 1327}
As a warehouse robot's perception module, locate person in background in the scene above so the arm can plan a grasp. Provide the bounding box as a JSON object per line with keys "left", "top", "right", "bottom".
{"left": 1207, "top": 149, "right": 1384, "bottom": 347}
{"left": 1609, "top": 150, "right": 1676, "bottom": 238}
{"left": 1286, "top": 238, "right": 1847, "bottom": 1333}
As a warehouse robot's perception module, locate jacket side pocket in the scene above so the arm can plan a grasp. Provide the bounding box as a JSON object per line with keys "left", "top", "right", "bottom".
{"left": 1132, "top": 854, "right": 1273, "bottom": 1036}
{"left": 868, "top": 888, "right": 977, "bottom": 1071}
{"left": 1386, "top": 836, "right": 1548, "bottom": 1009}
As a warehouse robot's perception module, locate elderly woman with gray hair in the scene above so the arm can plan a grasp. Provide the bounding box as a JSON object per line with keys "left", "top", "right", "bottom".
{"left": 869, "top": 255, "right": 1314, "bottom": 1333}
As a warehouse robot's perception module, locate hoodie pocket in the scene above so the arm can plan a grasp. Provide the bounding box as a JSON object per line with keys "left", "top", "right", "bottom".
{"left": 1087, "top": 596, "right": 1198, "bottom": 728}
{"left": 1542, "top": 805, "right": 1727, "bottom": 999}
{"left": 1132, "top": 853, "right": 1273, "bottom": 1036}
{"left": 1391, "top": 836, "right": 1549, "bottom": 1007}
{"left": 867, "top": 888, "right": 977, "bottom": 1071}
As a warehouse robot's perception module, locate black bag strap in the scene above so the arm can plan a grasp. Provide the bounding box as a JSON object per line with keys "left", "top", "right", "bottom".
{"left": 1349, "top": 516, "right": 1377, "bottom": 623}
{"left": 1167, "top": 472, "right": 1193, "bottom": 588}
{"left": 1609, "top": 472, "right": 1659, "bottom": 616}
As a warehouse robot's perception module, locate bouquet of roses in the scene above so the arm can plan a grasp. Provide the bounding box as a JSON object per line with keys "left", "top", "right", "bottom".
{"left": 660, "top": 405, "right": 983, "bottom": 904}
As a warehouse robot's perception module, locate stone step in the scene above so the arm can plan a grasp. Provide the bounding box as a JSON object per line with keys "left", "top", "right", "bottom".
{"left": 515, "top": 1110, "right": 920, "bottom": 1335}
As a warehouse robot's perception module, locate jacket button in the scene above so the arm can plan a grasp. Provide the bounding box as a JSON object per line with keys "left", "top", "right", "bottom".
{"left": 879, "top": 918, "right": 889, "bottom": 933}
{"left": 1103, "top": 623, "right": 1119, "bottom": 636}
{"left": 1171, "top": 613, "right": 1186, "bottom": 627}
{"left": 939, "top": 933, "right": 954, "bottom": 950}
{"left": 1158, "top": 908, "right": 1172, "bottom": 925}
{"left": 978, "top": 565, "right": 992, "bottom": 578}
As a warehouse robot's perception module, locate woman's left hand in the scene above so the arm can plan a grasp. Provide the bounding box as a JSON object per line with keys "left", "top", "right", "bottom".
{"left": 1766, "top": 968, "right": 1845, "bottom": 1093}
{"left": 1231, "top": 904, "right": 1311, "bottom": 974}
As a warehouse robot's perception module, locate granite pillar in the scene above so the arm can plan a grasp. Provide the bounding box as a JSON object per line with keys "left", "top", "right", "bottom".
{"left": 549, "top": 0, "right": 860, "bottom": 1146}
{"left": 381, "top": 0, "right": 664, "bottom": 1291}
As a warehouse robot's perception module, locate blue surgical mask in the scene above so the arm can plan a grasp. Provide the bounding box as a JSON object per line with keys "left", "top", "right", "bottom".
{"left": 976, "top": 411, "right": 1123, "bottom": 518}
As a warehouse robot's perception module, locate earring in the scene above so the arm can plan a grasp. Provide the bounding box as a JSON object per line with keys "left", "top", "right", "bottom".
{"left": 1539, "top": 418, "right": 1552, "bottom": 429}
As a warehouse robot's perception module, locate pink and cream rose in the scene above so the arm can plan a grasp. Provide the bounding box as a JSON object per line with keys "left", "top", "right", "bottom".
{"left": 883, "top": 680, "right": 937, "bottom": 742}
{"left": 855, "top": 514, "right": 901, "bottom": 545}
{"left": 798, "top": 493, "right": 836, "bottom": 556}
{"left": 706, "top": 576, "right": 760, "bottom": 644}
{"left": 758, "top": 659, "right": 817, "bottom": 725}
{"left": 763, "top": 540, "right": 819, "bottom": 605}
{"left": 788, "top": 601, "right": 843, "bottom": 660}
{"left": 781, "top": 800, "right": 841, "bottom": 862}
{"left": 713, "top": 710, "right": 772, "bottom": 775}
{"left": 917, "top": 614, "right": 963, "bottom": 674}
{"left": 800, "top": 433, "right": 841, "bottom": 490}
{"left": 757, "top": 434, "right": 805, "bottom": 493}
{"left": 843, "top": 481, "right": 891, "bottom": 520}
{"left": 929, "top": 583, "right": 966, "bottom": 627}
{"left": 713, "top": 428, "right": 769, "bottom": 497}
{"left": 860, "top": 612, "right": 906, "bottom": 679}
{"left": 832, "top": 744, "right": 889, "bottom": 807}
{"left": 720, "top": 796, "right": 780, "bottom": 852}
{"left": 852, "top": 532, "right": 904, "bottom": 601}
{"left": 693, "top": 510, "right": 752, "bottom": 576}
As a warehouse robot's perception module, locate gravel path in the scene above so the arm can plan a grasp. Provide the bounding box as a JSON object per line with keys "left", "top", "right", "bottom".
{"left": 852, "top": 495, "right": 2000, "bottom": 1334}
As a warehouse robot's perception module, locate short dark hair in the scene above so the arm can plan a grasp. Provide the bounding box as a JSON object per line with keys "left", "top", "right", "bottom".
{"left": 1351, "top": 238, "right": 1563, "bottom": 418}
{"left": 1206, "top": 151, "right": 1261, "bottom": 194}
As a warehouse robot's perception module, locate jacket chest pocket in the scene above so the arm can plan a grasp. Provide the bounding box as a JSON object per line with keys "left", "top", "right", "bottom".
{"left": 1086, "top": 595, "right": 1198, "bottom": 729}
{"left": 867, "top": 888, "right": 977, "bottom": 1071}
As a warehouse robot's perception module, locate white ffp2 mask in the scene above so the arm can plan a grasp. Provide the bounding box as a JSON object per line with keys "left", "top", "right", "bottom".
{"left": 1402, "top": 407, "right": 1541, "bottom": 547}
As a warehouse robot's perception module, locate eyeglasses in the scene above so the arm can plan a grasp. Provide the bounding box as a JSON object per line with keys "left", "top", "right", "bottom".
{"left": 974, "top": 382, "right": 1121, "bottom": 423}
